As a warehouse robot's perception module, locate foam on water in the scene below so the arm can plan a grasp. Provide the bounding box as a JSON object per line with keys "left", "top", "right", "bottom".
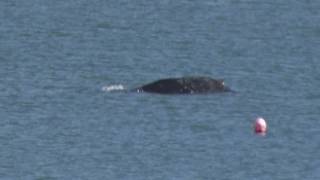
{"left": 102, "top": 84, "right": 125, "bottom": 92}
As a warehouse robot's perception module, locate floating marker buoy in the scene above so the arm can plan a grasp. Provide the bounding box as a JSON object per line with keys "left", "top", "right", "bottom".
{"left": 255, "top": 117, "right": 267, "bottom": 134}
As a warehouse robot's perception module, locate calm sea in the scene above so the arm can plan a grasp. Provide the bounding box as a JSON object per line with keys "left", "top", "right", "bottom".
{"left": 1, "top": 0, "right": 320, "bottom": 179}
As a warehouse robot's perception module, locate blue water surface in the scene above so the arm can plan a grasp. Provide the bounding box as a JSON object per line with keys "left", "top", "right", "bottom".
{"left": 1, "top": 0, "right": 320, "bottom": 179}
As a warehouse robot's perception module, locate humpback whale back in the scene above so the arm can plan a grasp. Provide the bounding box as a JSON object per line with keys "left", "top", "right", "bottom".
{"left": 134, "top": 76, "right": 230, "bottom": 94}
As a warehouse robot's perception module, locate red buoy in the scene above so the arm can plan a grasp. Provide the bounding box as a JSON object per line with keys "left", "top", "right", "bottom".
{"left": 255, "top": 117, "right": 267, "bottom": 134}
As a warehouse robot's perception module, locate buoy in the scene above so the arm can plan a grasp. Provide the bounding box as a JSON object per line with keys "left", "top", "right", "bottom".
{"left": 255, "top": 117, "right": 267, "bottom": 134}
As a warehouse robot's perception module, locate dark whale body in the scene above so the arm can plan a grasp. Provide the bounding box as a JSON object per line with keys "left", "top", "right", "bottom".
{"left": 133, "top": 76, "right": 231, "bottom": 94}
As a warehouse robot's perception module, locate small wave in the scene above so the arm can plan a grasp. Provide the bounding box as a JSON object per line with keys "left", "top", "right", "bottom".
{"left": 102, "top": 84, "right": 125, "bottom": 92}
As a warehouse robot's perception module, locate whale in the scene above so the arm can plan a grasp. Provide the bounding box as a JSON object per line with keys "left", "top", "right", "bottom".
{"left": 132, "top": 76, "right": 231, "bottom": 94}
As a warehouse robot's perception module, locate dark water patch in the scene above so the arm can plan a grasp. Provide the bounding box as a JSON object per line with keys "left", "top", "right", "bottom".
{"left": 48, "top": 31, "right": 72, "bottom": 38}
{"left": 96, "top": 22, "right": 112, "bottom": 29}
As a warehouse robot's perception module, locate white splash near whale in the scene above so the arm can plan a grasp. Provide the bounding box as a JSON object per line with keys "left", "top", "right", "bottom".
{"left": 102, "top": 84, "right": 125, "bottom": 92}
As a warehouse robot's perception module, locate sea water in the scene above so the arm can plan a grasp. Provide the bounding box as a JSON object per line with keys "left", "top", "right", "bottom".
{"left": 1, "top": 0, "right": 320, "bottom": 179}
